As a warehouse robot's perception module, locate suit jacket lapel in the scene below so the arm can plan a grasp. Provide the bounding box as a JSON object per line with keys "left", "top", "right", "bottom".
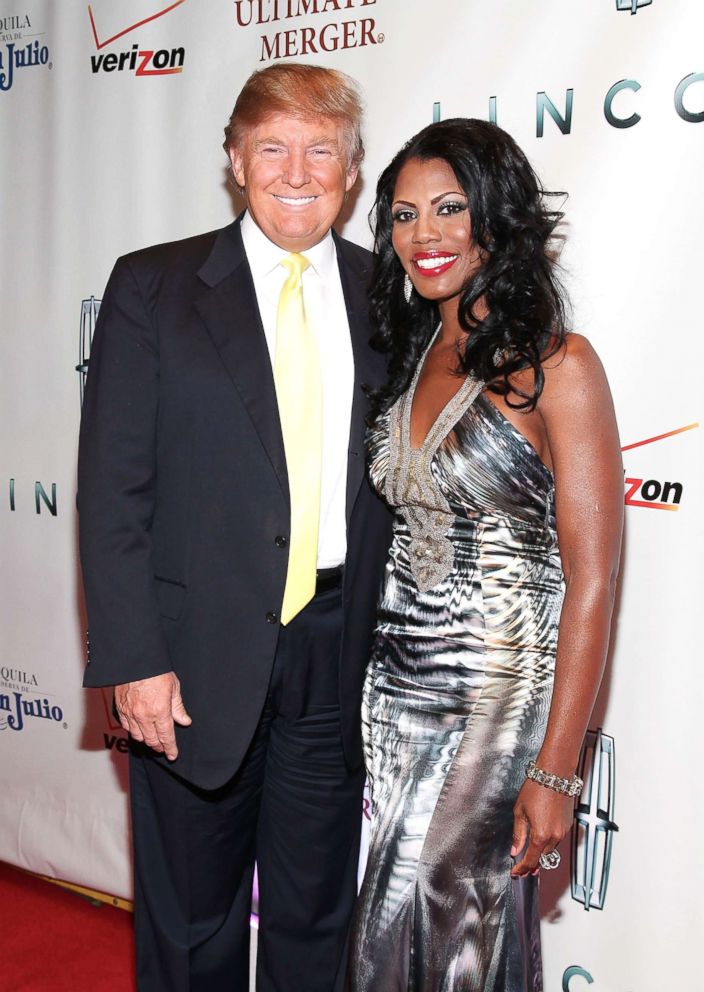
{"left": 194, "top": 220, "right": 289, "bottom": 502}
{"left": 334, "top": 234, "right": 378, "bottom": 528}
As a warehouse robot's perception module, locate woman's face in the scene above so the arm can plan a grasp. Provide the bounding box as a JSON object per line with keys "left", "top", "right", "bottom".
{"left": 391, "top": 157, "right": 481, "bottom": 305}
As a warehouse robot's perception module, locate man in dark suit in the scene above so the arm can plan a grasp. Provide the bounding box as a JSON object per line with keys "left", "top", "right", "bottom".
{"left": 78, "top": 63, "right": 391, "bottom": 992}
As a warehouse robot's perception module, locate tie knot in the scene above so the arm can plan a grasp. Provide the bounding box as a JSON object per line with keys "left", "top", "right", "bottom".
{"left": 282, "top": 253, "right": 310, "bottom": 279}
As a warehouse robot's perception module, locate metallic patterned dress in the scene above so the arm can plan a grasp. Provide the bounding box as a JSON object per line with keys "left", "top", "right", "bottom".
{"left": 347, "top": 346, "right": 565, "bottom": 992}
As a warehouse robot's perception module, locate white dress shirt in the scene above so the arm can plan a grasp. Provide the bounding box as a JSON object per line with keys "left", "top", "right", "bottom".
{"left": 240, "top": 211, "right": 354, "bottom": 569}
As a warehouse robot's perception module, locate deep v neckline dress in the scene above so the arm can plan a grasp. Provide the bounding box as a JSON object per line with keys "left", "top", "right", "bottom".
{"left": 348, "top": 336, "right": 564, "bottom": 992}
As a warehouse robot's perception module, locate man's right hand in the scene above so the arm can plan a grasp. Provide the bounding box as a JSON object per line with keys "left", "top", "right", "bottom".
{"left": 114, "top": 672, "right": 192, "bottom": 761}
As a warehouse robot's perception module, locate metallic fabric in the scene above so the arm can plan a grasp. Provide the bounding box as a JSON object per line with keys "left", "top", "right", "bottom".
{"left": 385, "top": 361, "right": 483, "bottom": 592}
{"left": 348, "top": 361, "right": 564, "bottom": 992}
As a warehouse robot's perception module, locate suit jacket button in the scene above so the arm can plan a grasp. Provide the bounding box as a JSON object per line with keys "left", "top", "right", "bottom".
{"left": 275, "top": 536, "right": 288, "bottom": 548}
{"left": 266, "top": 611, "right": 278, "bottom": 624}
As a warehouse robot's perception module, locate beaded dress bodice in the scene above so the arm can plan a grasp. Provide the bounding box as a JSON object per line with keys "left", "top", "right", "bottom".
{"left": 367, "top": 330, "right": 558, "bottom": 606}
{"left": 384, "top": 355, "right": 483, "bottom": 592}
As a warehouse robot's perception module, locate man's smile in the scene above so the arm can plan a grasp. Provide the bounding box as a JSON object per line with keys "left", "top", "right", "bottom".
{"left": 272, "top": 194, "right": 319, "bottom": 206}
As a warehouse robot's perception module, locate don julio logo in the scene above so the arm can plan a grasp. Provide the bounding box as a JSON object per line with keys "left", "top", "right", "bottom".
{"left": 0, "top": 667, "right": 65, "bottom": 732}
{"left": 571, "top": 729, "right": 618, "bottom": 911}
{"left": 0, "top": 13, "right": 51, "bottom": 92}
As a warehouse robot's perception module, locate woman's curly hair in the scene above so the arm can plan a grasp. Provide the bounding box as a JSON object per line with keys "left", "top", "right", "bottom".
{"left": 368, "top": 118, "right": 568, "bottom": 417}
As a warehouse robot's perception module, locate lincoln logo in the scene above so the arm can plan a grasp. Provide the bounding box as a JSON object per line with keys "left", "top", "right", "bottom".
{"left": 571, "top": 728, "right": 618, "bottom": 911}
{"left": 562, "top": 965, "right": 594, "bottom": 990}
{"left": 616, "top": 0, "right": 652, "bottom": 13}
{"left": 433, "top": 68, "right": 704, "bottom": 138}
{"left": 77, "top": 296, "right": 101, "bottom": 406}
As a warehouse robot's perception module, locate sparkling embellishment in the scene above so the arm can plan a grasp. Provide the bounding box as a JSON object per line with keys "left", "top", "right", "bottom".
{"left": 538, "top": 850, "right": 561, "bottom": 870}
{"left": 385, "top": 327, "right": 483, "bottom": 592}
{"left": 526, "top": 759, "right": 584, "bottom": 798}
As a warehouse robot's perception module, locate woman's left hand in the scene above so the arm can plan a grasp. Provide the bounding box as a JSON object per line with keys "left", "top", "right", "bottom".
{"left": 510, "top": 779, "right": 575, "bottom": 877}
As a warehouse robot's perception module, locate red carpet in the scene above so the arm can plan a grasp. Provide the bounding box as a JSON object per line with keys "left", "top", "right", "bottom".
{"left": 0, "top": 861, "right": 135, "bottom": 991}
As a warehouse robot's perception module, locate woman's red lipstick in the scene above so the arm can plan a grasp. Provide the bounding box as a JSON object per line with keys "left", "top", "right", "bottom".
{"left": 412, "top": 251, "right": 459, "bottom": 277}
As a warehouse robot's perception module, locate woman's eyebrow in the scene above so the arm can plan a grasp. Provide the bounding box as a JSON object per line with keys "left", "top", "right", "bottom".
{"left": 430, "top": 190, "right": 466, "bottom": 204}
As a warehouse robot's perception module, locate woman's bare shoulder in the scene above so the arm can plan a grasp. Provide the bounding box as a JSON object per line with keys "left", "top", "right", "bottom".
{"left": 541, "top": 332, "right": 609, "bottom": 400}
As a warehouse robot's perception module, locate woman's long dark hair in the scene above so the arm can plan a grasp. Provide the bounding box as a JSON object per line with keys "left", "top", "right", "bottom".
{"left": 369, "top": 118, "right": 568, "bottom": 417}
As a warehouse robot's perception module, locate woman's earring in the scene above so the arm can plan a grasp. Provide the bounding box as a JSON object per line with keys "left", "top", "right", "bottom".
{"left": 403, "top": 273, "right": 413, "bottom": 303}
{"left": 492, "top": 348, "right": 502, "bottom": 367}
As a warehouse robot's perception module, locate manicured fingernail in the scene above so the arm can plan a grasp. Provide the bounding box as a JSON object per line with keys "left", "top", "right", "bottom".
{"left": 510, "top": 846, "right": 516, "bottom": 857}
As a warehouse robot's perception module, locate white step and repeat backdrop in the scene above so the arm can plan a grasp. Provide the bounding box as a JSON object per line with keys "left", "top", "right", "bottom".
{"left": 1, "top": 2, "right": 702, "bottom": 989}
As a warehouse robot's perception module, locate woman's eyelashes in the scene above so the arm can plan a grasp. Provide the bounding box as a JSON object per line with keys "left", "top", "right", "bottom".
{"left": 438, "top": 200, "right": 468, "bottom": 216}
{"left": 391, "top": 208, "right": 416, "bottom": 223}
{"left": 391, "top": 200, "right": 468, "bottom": 224}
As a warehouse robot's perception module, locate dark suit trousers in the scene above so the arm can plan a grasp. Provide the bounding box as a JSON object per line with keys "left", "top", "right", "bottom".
{"left": 129, "top": 585, "right": 365, "bottom": 992}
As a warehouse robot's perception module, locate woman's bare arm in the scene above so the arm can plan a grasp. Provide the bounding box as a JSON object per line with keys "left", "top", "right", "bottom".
{"left": 512, "top": 333, "right": 623, "bottom": 877}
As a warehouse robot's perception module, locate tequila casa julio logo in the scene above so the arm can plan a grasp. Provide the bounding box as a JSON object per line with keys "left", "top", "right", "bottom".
{"left": 0, "top": 667, "right": 65, "bottom": 733}
{"left": 234, "top": 0, "right": 385, "bottom": 63}
{"left": 88, "top": 1, "right": 187, "bottom": 76}
{"left": 621, "top": 422, "right": 698, "bottom": 511}
{"left": 0, "top": 13, "right": 51, "bottom": 93}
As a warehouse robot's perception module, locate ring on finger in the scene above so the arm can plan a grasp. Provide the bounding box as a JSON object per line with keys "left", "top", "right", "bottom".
{"left": 538, "top": 849, "right": 560, "bottom": 870}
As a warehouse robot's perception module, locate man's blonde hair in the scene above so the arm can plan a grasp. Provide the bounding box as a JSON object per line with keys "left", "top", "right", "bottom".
{"left": 223, "top": 63, "right": 364, "bottom": 169}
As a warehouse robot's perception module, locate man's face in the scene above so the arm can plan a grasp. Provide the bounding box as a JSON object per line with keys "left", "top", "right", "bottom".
{"left": 230, "top": 113, "right": 358, "bottom": 252}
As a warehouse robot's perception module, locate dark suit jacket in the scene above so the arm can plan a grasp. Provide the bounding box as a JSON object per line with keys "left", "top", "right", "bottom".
{"left": 78, "top": 217, "right": 392, "bottom": 790}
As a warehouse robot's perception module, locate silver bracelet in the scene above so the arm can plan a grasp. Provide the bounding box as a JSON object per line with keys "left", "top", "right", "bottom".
{"left": 525, "top": 760, "right": 583, "bottom": 798}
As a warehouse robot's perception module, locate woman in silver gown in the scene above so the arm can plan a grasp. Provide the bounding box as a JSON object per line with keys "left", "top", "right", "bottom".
{"left": 348, "top": 120, "right": 623, "bottom": 991}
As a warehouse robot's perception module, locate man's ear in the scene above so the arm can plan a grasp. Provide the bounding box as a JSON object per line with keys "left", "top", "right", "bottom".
{"left": 345, "top": 164, "right": 359, "bottom": 193}
{"left": 229, "top": 146, "right": 245, "bottom": 189}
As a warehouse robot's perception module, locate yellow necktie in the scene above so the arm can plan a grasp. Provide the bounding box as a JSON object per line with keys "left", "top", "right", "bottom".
{"left": 274, "top": 253, "right": 322, "bottom": 625}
